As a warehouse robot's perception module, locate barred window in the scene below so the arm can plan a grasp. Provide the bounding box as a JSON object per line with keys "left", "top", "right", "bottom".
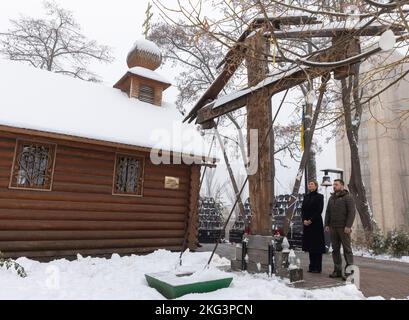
{"left": 10, "top": 140, "right": 56, "bottom": 191}
{"left": 113, "top": 154, "right": 144, "bottom": 196}
{"left": 138, "top": 85, "right": 155, "bottom": 104}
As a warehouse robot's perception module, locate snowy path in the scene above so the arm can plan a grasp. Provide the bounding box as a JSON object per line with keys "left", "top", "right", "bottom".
{"left": 198, "top": 243, "right": 409, "bottom": 299}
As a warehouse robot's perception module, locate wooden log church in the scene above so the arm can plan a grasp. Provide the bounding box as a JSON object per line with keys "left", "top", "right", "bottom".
{"left": 0, "top": 38, "right": 211, "bottom": 259}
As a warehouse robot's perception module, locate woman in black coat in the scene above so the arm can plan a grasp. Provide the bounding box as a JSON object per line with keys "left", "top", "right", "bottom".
{"left": 301, "top": 181, "right": 326, "bottom": 273}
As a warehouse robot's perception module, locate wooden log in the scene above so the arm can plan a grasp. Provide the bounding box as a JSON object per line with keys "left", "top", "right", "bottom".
{"left": 143, "top": 188, "right": 188, "bottom": 199}
{"left": 0, "top": 159, "right": 14, "bottom": 168}
{"left": 0, "top": 174, "right": 189, "bottom": 191}
{"left": 54, "top": 162, "right": 114, "bottom": 177}
{"left": 1, "top": 245, "right": 183, "bottom": 260}
{"left": 0, "top": 190, "right": 188, "bottom": 206}
{"left": 52, "top": 182, "right": 187, "bottom": 198}
{"left": 197, "top": 99, "right": 247, "bottom": 126}
{"left": 0, "top": 209, "right": 186, "bottom": 221}
{"left": 0, "top": 238, "right": 184, "bottom": 251}
{"left": 183, "top": 15, "right": 321, "bottom": 124}
{"left": 52, "top": 182, "right": 113, "bottom": 194}
{"left": 245, "top": 32, "right": 273, "bottom": 236}
{"left": 187, "top": 165, "right": 200, "bottom": 250}
{"left": 52, "top": 173, "right": 186, "bottom": 190}
{"left": 143, "top": 174, "right": 189, "bottom": 185}
{"left": 303, "top": 34, "right": 361, "bottom": 81}
{"left": 195, "top": 66, "right": 328, "bottom": 125}
{"left": 144, "top": 166, "right": 190, "bottom": 178}
{"left": 0, "top": 151, "right": 14, "bottom": 161}
{"left": 0, "top": 140, "right": 15, "bottom": 149}
{"left": 0, "top": 219, "right": 185, "bottom": 231}
{"left": 0, "top": 230, "right": 185, "bottom": 241}
{"left": 55, "top": 154, "right": 114, "bottom": 168}
{"left": 0, "top": 168, "right": 12, "bottom": 177}
{"left": 272, "top": 24, "right": 404, "bottom": 39}
{"left": 52, "top": 172, "right": 113, "bottom": 186}
{"left": 56, "top": 145, "right": 115, "bottom": 161}
{"left": 0, "top": 199, "right": 187, "bottom": 213}
{"left": 56, "top": 156, "right": 189, "bottom": 178}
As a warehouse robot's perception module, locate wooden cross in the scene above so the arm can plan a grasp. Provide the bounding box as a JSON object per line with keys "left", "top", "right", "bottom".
{"left": 184, "top": 15, "right": 405, "bottom": 236}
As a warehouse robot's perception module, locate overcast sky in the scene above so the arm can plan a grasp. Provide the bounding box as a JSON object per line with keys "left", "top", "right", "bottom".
{"left": 0, "top": 0, "right": 182, "bottom": 98}
{"left": 0, "top": 0, "right": 338, "bottom": 196}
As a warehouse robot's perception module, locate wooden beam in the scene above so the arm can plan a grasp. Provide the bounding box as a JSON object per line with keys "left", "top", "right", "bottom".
{"left": 196, "top": 99, "right": 247, "bottom": 125}
{"left": 245, "top": 32, "right": 273, "bottom": 236}
{"left": 196, "top": 66, "right": 328, "bottom": 125}
{"left": 216, "top": 16, "right": 320, "bottom": 69}
{"left": 253, "top": 15, "right": 320, "bottom": 26}
{"left": 186, "top": 17, "right": 403, "bottom": 124}
{"left": 184, "top": 46, "right": 246, "bottom": 123}
{"left": 271, "top": 23, "right": 404, "bottom": 39}
{"left": 187, "top": 165, "right": 200, "bottom": 250}
{"left": 183, "top": 15, "right": 321, "bottom": 124}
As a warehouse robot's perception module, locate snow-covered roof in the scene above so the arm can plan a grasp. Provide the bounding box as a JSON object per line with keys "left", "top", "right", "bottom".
{"left": 128, "top": 38, "right": 162, "bottom": 57}
{"left": 128, "top": 66, "right": 171, "bottom": 85}
{"left": 0, "top": 59, "right": 209, "bottom": 159}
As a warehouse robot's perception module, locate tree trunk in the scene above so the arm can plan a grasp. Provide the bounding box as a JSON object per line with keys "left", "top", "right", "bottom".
{"left": 305, "top": 43, "right": 317, "bottom": 183}
{"left": 341, "top": 67, "right": 375, "bottom": 235}
{"left": 214, "top": 129, "right": 246, "bottom": 221}
{"left": 305, "top": 97, "right": 317, "bottom": 182}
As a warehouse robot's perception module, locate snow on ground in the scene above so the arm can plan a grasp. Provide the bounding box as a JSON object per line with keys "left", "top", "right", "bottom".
{"left": 353, "top": 248, "right": 409, "bottom": 264}
{"left": 0, "top": 249, "right": 369, "bottom": 300}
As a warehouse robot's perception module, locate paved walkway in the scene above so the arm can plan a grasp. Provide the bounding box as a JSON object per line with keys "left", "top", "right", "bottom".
{"left": 197, "top": 243, "right": 409, "bottom": 299}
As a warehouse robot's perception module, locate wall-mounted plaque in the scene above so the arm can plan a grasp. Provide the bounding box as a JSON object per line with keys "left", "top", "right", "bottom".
{"left": 164, "top": 176, "right": 180, "bottom": 189}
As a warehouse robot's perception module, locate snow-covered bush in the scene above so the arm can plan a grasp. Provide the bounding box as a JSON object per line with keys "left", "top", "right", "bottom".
{"left": 368, "top": 227, "right": 388, "bottom": 255}
{"left": 0, "top": 251, "right": 27, "bottom": 278}
{"left": 388, "top": 229, "right": 409, "bottom": 258}
{"left": 366, "top": 228, "right": 409, "bottom": 258}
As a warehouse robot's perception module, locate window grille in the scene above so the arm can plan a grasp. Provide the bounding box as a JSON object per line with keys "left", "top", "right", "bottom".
{"left": 10, "top": 140, "right": 56, "bottom": 190}
{"left": 113, "top": 154, "right": 144, "bottom": 196}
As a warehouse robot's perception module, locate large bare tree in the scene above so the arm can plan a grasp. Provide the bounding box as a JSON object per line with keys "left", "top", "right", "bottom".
{"left": 0, "top": 1, "right": 113, "bottom": 82}
{"left": 153, "top": 0, "right": 409, "bottom": 238}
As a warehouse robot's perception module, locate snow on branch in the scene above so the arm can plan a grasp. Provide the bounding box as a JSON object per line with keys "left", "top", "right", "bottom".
{"left": 295, "top": 31, "right": 409, "bottom": 69}
{"left": 363, "top": 0, "right": 409, "bottom": 9}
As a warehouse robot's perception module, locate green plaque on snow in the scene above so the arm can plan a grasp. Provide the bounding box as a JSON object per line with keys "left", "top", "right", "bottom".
{"left": 145, "top": 271, "right": 233, "bottom": 299}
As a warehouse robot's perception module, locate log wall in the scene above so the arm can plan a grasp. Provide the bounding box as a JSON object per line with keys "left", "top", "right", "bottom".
{"left": 0, "top": 129, "right": 200, "bottom": 259}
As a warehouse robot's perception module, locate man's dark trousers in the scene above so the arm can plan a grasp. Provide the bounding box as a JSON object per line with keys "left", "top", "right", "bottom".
{"left": 330, "top": 227, "right": 353, "bottom": 272}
